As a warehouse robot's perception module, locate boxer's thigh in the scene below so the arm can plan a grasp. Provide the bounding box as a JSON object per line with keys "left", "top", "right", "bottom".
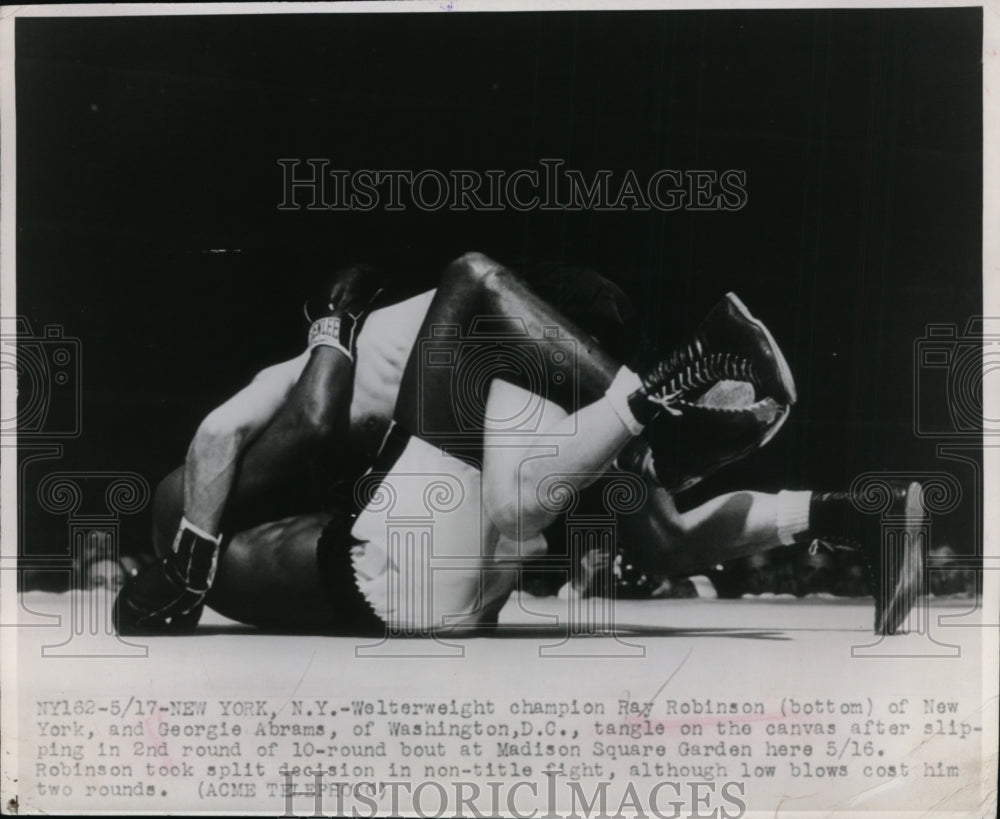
{"left": 207, "top": 513, "right": 336, "bottom": 629}
{"left": 395, "top": 253, "right": 622, "bottom": 442}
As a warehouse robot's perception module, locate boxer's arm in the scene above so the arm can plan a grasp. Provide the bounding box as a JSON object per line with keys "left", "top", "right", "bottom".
{"left": 183, "top": 353, "right": 310, "bottom": 534}
{"left": 482, "top": 378, "right": 635, "bottom": 539}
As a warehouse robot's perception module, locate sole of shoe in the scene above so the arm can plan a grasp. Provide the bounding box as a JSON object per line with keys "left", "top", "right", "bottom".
{"left": 876, "top": 481, "right": 926, "bottom": 635}
{"left": 724, "top": 291, "right": 798, "bottom": 405}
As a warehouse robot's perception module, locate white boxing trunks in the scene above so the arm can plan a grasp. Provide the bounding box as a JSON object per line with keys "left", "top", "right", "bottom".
{"left": 350, "top": 435, "right": 545, "bottom": 632}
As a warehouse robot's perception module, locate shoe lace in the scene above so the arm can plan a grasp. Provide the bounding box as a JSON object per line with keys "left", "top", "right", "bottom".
{"left": 808, "top": 538, "right": 856, "bottom": 556}
{"left": 645, "top": 340, "right": 758, "bottom": 407}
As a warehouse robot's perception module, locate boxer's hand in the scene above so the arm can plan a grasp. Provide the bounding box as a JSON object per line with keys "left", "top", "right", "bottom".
{"left": 113, "top": 522, "right": 219, "bottom": 635}
{"left": 113, "top": 554, "right": 208, "bottom": 635}
{"left": 327, "top": 264, "right": 385, "bottom": 317}
{"left": 305, "top": 264, "right": 386, "bottom": 360}
{"left": 306, "top": 263, "right": 385, "bottom": 322}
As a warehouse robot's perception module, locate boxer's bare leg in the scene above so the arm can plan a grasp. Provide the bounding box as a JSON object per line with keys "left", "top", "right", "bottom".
{"left": 617, "top": 479, "right": 781, "bottom": 578}
{"left": 398, "top": 258, "right": 795, "bottom": 587}
{"left": 152, "top": 253, "right": 628, "bottom": 559}
{"left": 342, "top": 254, "right": 629, "bottom": 631}
{"left": 394, "top": 253, "right": 621, "bottom": 442}
{"left": 388, "top": 254, "right": 792, "bottom": 589}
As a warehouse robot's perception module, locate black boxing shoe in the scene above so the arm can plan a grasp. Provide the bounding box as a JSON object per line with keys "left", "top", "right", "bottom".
{"left": 799, "top": 481, "right": 926, "bottom": 635}
{"left": 627, "top": 292, "right": 797, "bottom": 425}
{"left": 619, "top": 293, "right": 796, "bottom": 491}
{"left": 793, "top": 543, "right": 838, "bottom": 597}
{"left": 623, "top": 389, "right": 789, "bottom": 492}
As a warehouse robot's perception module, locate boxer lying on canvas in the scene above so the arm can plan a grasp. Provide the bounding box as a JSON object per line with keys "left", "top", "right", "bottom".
{"left": 114, "top": 253, "right": 923, "bottom": 637}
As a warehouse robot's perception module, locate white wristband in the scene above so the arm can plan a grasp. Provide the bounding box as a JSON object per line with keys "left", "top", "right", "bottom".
{"left": 308, "top": 316, "right": 353, "bottom": 361}
{"left": 605, "top": 367, "right": 645, "bottom": 436}
{"left": 178, "top": 516, "right": 222, "bottom": 547}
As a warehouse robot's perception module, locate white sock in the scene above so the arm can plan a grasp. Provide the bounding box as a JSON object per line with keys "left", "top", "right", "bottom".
{"left": 776, "top": 490, "right": 812, "bottom": 546}
{"left": 604, "top": 367, "right": 645, "bottom": 435}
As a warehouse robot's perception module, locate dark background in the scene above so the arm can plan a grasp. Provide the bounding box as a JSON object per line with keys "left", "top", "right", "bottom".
{"left": 15, "top": 8, "right": 983, "bottom": 569}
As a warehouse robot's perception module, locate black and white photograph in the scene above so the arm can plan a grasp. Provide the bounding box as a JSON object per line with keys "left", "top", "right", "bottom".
{"left": 1, "top": 1, "right": 997, "bottom": 816}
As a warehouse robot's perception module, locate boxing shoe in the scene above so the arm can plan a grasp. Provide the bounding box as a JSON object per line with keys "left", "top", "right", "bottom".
{"left": 799, "top": 481, "right": 926, "bottom": 635}
{"left": 793, "top": 543, "right": 838, "bottom": 597}
{"left": 304, "top": 263, "right": 387, "bottom": 361}
{"left": 618, "top": 293, "right": 796, "bottom": 491}
{"left": 628, "top": 292, "right": 796, "bottom": 423}
{"left": 113, "top": 521, "right": 220, "bottom": 635}
{"left": 624, "top": 388, "right": 789, "bottom": 491}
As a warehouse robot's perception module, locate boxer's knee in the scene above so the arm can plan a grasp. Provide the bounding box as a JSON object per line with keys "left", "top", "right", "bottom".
{"left": 449, "top": 250, "right": 499, "bottom": 278}
{"left": 441, "top": 251, "right": 506, "bottom": 293}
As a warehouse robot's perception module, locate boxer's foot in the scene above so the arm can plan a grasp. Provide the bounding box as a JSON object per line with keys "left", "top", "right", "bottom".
{"left": 628, "top": 292, "right": 797, "bottom": 424}
{"left": 304, "top": 263, "right": 387, "bottom": 361}
{"left": 619, "top": 293, "right": 797, "bottom": 491}
{"left": 803, "top": 481, "right": 926, "bottom": 635}
{"left": 113, "top": 522, "right": 219, "bottom": 635}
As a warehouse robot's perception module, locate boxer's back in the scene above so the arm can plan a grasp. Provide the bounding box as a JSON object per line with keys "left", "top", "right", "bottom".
{"left": 349, "top": 290, "right": 436, "bottom": 449}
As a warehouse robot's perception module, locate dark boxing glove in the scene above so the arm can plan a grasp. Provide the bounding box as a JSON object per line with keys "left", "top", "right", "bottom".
{"left": 304, "top": 264, "right": 386, "bottom": 362}
{"left": 113, "top": 519, "right": 221, "bottom": 635}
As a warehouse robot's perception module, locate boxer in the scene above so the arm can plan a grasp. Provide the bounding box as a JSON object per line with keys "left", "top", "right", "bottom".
{"left": 114, "top": 254, "right": 921, "bottom": 637}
